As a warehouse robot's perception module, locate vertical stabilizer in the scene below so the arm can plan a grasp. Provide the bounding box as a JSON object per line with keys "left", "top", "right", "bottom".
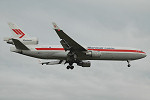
{"left": 8, "top": 22, "right": 27, "bottom": 38}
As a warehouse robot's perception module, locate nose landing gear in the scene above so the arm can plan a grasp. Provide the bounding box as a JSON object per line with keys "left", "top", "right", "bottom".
{"left": 127, "top": 60, "right": 131, "bottom": 67}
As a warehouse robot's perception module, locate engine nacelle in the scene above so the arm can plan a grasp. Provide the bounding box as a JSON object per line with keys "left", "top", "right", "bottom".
{"left": 4, "top": 37, "right": 38, "bottom": 45}
{"left": 3, "top": 37, "right": 13, "bottom": 44}
{"left": 77, "top": 61, "right": 91, "bottom": 67}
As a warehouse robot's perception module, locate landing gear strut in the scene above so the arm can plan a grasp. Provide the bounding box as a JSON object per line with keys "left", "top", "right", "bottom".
{"left": 127, "top": 60, "right": 131, "bottom": 67}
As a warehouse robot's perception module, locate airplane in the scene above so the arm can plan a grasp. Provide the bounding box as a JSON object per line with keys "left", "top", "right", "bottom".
{"left": 4, "top": 22, "right": 147, "bottom": 69}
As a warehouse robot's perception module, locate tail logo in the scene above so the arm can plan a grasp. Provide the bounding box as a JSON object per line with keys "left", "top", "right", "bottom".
{"left": 12, "top": 29, "right": 25, "bottom": 38}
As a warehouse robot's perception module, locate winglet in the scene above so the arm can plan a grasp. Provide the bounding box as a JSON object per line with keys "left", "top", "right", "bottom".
{"left": 52, "top": 22, "right": 61, "bottom": 31}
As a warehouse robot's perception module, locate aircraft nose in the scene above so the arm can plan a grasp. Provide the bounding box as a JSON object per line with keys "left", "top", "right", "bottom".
{"left": 143, "top": 53, "right": 147, "bottom": 58}
{"left": 141, "top": 52, "right": 147, "bottom": 58}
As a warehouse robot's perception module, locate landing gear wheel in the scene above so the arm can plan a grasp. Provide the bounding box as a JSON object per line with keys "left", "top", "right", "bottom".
{"left": 66, "top": 65, "right": 74, "bottom": 69}
{"left": 128, "top": 64, "right": 131, "bottom": 67}
{"left": 70, "top": 66, "right": 74, "bottom": 69}
{"left": 66, "top": 66, "right": 70, "bottom": 69}
{"left": 127, "top": 60, "right": 131, "bottom": 67}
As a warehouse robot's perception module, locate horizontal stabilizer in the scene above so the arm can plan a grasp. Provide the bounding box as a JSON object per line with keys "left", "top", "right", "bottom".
{"left": 12, "top": 39, "right": 30, "bottom": 50}
{"left": 39, "top": 60, "right": 65, "bottom": 65}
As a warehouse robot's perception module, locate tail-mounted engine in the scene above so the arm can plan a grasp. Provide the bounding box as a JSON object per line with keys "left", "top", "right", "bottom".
{"left": 4, "top": 37, "right": 39, "bottom": 45}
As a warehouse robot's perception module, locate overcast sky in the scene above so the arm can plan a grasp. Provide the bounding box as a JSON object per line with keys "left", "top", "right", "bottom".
{"left": 0, "top": 0, "right": 150, "bottom": 100}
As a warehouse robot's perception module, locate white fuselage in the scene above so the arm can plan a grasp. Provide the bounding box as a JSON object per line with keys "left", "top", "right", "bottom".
{"left": 10, "top": 45, "right": 146, "bottom": 61}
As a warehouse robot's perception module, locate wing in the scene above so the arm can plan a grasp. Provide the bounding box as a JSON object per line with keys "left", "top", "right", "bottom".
{"left": 52, "top": 22, "right": 87, "bottom": 52}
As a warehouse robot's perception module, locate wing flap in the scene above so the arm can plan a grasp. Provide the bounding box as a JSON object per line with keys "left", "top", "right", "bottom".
{"left": 60, "top": 39, "right": 71, "bottom": 51}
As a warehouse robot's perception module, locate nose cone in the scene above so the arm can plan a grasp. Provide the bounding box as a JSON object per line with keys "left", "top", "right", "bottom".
{"left": 142, "top": 52, "right": 147, "bottom": 58}
{"left": 139, "top": 51, "right": 147, "bottom": 59}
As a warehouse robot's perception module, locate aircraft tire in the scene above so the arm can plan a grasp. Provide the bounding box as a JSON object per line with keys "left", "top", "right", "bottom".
{"left": 70, "top": 66, "right": 74, "bottom": 69}
{"left": 66, "top": 66, "right": 70, "bottom": 69}
{"left": 128, "top": 64, "right": 131, "bottom": 67}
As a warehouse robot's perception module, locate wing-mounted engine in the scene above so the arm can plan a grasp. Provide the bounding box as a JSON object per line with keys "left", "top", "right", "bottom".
{"left": 4, "top": 37, "right": 39, "bottom": 45}
{"left": 77, "top": 61, "right": 91, "bottom": 67}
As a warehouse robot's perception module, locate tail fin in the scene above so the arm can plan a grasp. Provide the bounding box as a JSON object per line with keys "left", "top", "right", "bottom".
{"left": 8, "top": 22, "right": 27, "bottom": 38}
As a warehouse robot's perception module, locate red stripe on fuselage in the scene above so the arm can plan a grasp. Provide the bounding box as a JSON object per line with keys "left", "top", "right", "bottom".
{"left": 88, "top": 49, "right": 145, "bottom": 53}
{"left": 35, "top": 48, "right": 145, "bottom": 54}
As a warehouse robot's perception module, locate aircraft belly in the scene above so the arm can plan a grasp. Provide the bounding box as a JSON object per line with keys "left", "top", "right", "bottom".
{"left": 22, "top": 50, "right": 67, "bottom": 59}
{"left": 99, "top": 52, "right": 141, "bottom": 60}
{"left": 46, "top": 51, "right": 67, "bottom": 59}
{"left": 21, "top": 50, "right": 143, "bottom": 61}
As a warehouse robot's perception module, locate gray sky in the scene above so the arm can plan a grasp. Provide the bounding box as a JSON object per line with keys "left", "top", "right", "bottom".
{"left": 0, "top": 0, "right": 150, "bottom": 100}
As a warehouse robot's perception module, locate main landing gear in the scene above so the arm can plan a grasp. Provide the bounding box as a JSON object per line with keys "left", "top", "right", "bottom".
{"left": 127, "top": 60, "right": 131, "bottom": 67}
{"left": 66, "top": 63, "right": 74, "bottom": 70}
{"left": 66, "top": 65, "right": 74, "bottom": 70}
